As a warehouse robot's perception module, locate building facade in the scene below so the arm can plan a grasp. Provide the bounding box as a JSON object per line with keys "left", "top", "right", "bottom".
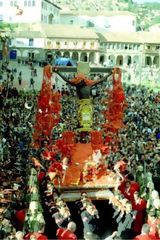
{"left": 0, "top": 0, "right": 60, "bottom": 24}
{"left": 59, "top": 10, "right": 137, "bottom": 32}
{"left": 6, "top": 23, "right": 160, "bottom": 68}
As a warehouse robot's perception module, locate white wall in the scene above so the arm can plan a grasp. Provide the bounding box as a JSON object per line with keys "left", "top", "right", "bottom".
{"left": 0, "top": 0, "right": 41, "bottom": 23}
{"left": 108, "top": 15, "right": 136, "bottom": 32}
{"left": 59, "top": 14, "right": 136, "bottom": 32}
{"left": 11, "top": 38, "right": 45, "bottom": 48}
{"left": 0, "top": 0, "right": 60, "bottom": 23}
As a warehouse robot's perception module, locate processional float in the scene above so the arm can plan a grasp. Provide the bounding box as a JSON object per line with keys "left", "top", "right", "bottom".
{"left": 31, "top": 62, "right": 127, "bottom": 201}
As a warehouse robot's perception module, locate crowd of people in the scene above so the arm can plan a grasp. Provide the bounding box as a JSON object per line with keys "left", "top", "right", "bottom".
{"left": 0, "top": 59, "right": 160, "bottom": 240}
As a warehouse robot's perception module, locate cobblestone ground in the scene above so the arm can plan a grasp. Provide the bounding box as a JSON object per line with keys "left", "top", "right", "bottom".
{"left": 2, "top": 60, "right": 67, "bottom": 92}
{"left": 2, "top": 60, "right": 160, "bottom": 92}
{"left": 4, "top": 60, "right": 43, "bottom": 91}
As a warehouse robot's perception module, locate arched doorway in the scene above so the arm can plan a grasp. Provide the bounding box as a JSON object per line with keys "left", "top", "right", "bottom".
{"left": 22, "top": 50, "right": 29, "bottom": 58}
{"left": 80, "top": 52, "right": 88, "bottom": 62}
{"left": 46, "top": 51, "right": 53, "bottom": 62}
{"left": 153, "top": 56, "right": 159, "bottom": 68}
{"left": 116, "top": 55, "right": 123, "bottom": 66}
{"left": 133, "top": 55, "right": 139, "bottom": 65}
{"left": 32, "top": 50, "right": 40, "bottom": 61}
{"left": 89, "top": 52, "right": 95, "bottom": 64}
{"left": 72, "top": 52, "right": 79, "bottom": 62}
{"left": 48, "top": 14, "right": 54, "bottom": 24}
{"left": 108, "top": 55, "right": 115, "bottom": 66}
{"left": 63, "top": 51, "right": 70, "bottom": 58}
{"left": 55, "top": 51, "right": 61, "bottom": 58}
{"left": 125, "top": 55, "right": 132, "bottom": 66}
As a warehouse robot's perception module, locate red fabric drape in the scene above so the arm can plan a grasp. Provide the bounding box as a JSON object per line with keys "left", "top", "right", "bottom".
{"left": 32, "top": 64, "right": 61, "bottom": 147}
{"left": 103, "top": 68, "right": 127, "bottom": 134}
{"left": 90, "top": 131, "right": 103, "bottom": 150}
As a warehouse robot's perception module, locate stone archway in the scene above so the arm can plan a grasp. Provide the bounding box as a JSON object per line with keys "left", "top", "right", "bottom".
{"left": 133, "top": 55, "right": 139, "bottom": 65}
{"left": 22, "top": 49, "right": 29, "bottom": 58}
{"left": 63, "top": 51, "right": 70, "bottom": 58}
{"left": 46, "top": 50, "right": 53, "bottom": 61}
{"left": 108, "top": 55, "right": 115, "bottom": 66}
{"left": 55, "top": 51, "right": 62, "bottom": 58}
{"left": 125, "top": 55, "right": 132, "bottom": 66}
{"left": 89, "top": 52, "right": 95, "bottom": 64}
{"left": 153, "top": 56, "right": 159, "bottom": 68}
{"left": 72, "top": 52, "right": 79, "bottom": 62}
{"left": 116, "top": 55, "right": 123, "bottom": 66}
{"left": 32, "top": 50, "right": 40, "bottom": 60}
{"left": 80, "top": 52, "right": 88, "bottom": 62}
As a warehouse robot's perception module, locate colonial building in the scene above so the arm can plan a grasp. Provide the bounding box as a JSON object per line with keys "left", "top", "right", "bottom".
{"left": 58, "top": 10, "right": 137, "bottom": 32}
{"left": 98, "top": 31, "right": 160, "bottom": 68}
{"left": 0, "top": 0, "right": 61, "bottom": 24}
{"left": 8, "top": 23, "right": 160, "bottom": 68}
{"left": 9, "top": 23, "right": 99, "bottom": 63}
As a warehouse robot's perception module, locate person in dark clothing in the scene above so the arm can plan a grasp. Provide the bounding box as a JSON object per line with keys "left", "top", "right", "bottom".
{"left": 81, "top": 203, "right": 100, "bottom": 240}
{"left": 30, "top": 78, "right": 35, "bottom": 89}
{"left": 52, "top": 205, "right": 71, "bottom": 228}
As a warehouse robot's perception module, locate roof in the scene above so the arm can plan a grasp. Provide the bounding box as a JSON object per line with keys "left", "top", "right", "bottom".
{"left": 11, "top": 30, "right": 46, "bottom": 38}
{"left": 60, "top": 10, "right": 136, "bottom": 17}
{"left": 11, "top": 23, "right": 160, "bottom": 44}
{"left": 12, "top": 23, "right": 99, "bottom": 39}
{"left": 101, "top": 32, "right": 160, "bottom": 44}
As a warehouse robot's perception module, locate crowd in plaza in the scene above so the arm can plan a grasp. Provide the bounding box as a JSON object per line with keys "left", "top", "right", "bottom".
{"left": 0, "top": 59, "right": 160, "bottom": 240}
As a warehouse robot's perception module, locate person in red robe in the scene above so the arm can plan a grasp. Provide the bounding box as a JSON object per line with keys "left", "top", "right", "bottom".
{"left": 56, "top": 221, "right": 77, "bottom": 240}
{"left": 15, "top": 209, "right": 26, "bottom": 230}
{"left": 25, "top": 232, "right": 48, "bottom": 240}
{"left": 147, "top": 209, "right": 160, "bottom": 238}
{"left": 132, "top": 191, "right": 147, "bottom": 235}
{"left": 133, "top": 223, "right": 157, "bottom": 240}
{"left": 118, "top": 180, "right": 140, "bottom": 202}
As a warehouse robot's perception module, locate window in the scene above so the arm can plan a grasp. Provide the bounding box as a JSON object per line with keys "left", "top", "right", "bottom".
{"left": 29, "top": 38, "right": 34, "bottom": 46}
{"left": 32, "top": 0, "right": 35, "bottom": 6}
{"left": 14, "top": 1, "right": 17, "bottom": 6}
{"left": 0, "top": 1, "right": 3, "bottom": 7}
{"left": 156, "top": 46, "right": 160, "bottom": 50}
{"left": 41, "top": 14, "right": 43, "bottom": 21}
{"left": 56, "top": 42, "right": 60, "bottom": 47}
{"left": 91, "top": 42, "right": 94, "bottom": 48}
{"left": 73, "top": 42, "right": 77, "bottom": 46}
{"left": 0, "top": 14, "right": 3, "bottom": 21}
{"left": 28, "top": 0, "right": 31, "bottom": 6}
{"left": 147, "top": 45, "right": 151, "bottom": 50}
{"left": 10, "top": 1, "right": 14, "bottom": 6}
{"left": 83, "top": 41, "right": 86, "bottom": 47}
{"left": 24, "top": 0, "right": 27, "bottom": 6}
{"left": 64, "top": 42, "right": 68, "bottom": 45}
{"left": 124, "top": 45, "right": 128, "bottom": 50}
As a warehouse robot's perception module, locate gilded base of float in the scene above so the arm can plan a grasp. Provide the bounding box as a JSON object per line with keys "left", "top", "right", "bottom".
{"left": 78, "top": 98, "right": 93, "bottom": 131}
{"left": 77, "top": 127, "right": 93, "bottom": 132}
